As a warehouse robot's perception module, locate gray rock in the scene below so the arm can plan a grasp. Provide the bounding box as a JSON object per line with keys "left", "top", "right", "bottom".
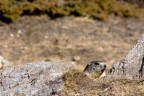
{"left": 0, "top": 61, "right": 74, "bottom": 96}
{"left": 0, "top": 55, "right": 11, "bottom": 69}
{"left": 105, "top": 34, "right": 144, "bottom": 81}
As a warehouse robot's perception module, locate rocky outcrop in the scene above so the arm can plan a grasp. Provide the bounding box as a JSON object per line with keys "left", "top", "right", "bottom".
{"left": 105, "top": 34, "right": 144, "bottom": 81}
{"left": 0, "top": 61, "right": 74, "bottom": 96}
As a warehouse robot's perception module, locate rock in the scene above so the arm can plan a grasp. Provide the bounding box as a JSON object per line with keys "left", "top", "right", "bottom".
{"left": 72, "top": 55, "right": 80, "bottom": 61}
{"left": 105, "top": 34, "right": 144, "bottom": 81}
{"left": 0, "top": 61, "right": 74, "bottom": 96}
{"left": 0, "top": 55, "right": 11, "bottom": 69}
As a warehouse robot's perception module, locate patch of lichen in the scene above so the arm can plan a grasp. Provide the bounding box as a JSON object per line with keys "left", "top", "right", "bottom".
{"left": 0, "top": 0, "right": 143, "bottom": 23}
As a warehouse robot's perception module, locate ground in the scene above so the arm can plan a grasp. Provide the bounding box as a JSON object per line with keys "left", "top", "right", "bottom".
{"left": 0, "top": 15, "right": 144, "bottom": 95}
{"left": 61, "top": 70, "right": 144, "bottom": 95}
{"left": 0, "top": 15, "right": 143, "bottom": 69}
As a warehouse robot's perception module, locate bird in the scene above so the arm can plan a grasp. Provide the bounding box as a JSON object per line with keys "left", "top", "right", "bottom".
{"left": 83, "top": 61, "right": 106, "bottom": 79}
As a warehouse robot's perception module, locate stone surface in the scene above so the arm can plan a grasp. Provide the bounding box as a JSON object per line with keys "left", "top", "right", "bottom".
{"left": 0, "top": 61, "right": 74, "bottom": 96}
{"left": 105, "top": 34, "right": 144, "bottom": 81}
{"left": 0, "top": 55, "right": 11, "bottom": 69}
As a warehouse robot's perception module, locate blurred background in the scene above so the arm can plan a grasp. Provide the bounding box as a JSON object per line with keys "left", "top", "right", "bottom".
{"left": 0, "top": 0, "right": 144, "bottom": 70}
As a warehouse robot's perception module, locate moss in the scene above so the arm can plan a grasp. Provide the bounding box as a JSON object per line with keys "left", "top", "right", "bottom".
{"left": 0, "top": 0, "right": 143, "bottom": 23}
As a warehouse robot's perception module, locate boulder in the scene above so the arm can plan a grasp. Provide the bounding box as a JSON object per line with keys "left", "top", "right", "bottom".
{"left": 0, "top": 61, "right": 74, "bottom": 96}
{"left": 105, "top": 34, "right": 144, "bottom": 81}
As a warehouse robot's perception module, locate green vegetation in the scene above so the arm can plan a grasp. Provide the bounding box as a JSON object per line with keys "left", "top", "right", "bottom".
{"left": 0, "top": 0, "right": 143, "bottom": 23}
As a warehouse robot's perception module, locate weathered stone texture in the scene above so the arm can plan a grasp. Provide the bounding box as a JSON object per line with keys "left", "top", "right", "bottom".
{"left": 105, "top": 34, "right": 144, "bottom": 80}
{"left": 0, "top": 61, "right": 74, "bottom": 96}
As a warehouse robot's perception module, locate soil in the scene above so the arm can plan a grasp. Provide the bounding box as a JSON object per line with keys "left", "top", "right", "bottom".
{"left": 0, "top": 15, "right": 144, "bottom": 70}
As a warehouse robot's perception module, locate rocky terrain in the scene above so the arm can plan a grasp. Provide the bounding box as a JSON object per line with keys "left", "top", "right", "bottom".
{"left": 0, "top": 15, "right": 144, "bottom": 95}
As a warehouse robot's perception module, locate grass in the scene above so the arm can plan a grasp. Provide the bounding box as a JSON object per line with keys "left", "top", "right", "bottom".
{"left": 61, "top": 70, "right": 105, "bottom": 95}
{"left": 61, "top": 70, "right": 144, "bottom": 95}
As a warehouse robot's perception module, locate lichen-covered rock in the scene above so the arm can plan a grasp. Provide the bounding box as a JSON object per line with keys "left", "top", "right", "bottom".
{"left": 105, "top": 34, "right": 144, "bottom": 81}
{"left": 0, "top": 61, "right": 74, "bottom": 96}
